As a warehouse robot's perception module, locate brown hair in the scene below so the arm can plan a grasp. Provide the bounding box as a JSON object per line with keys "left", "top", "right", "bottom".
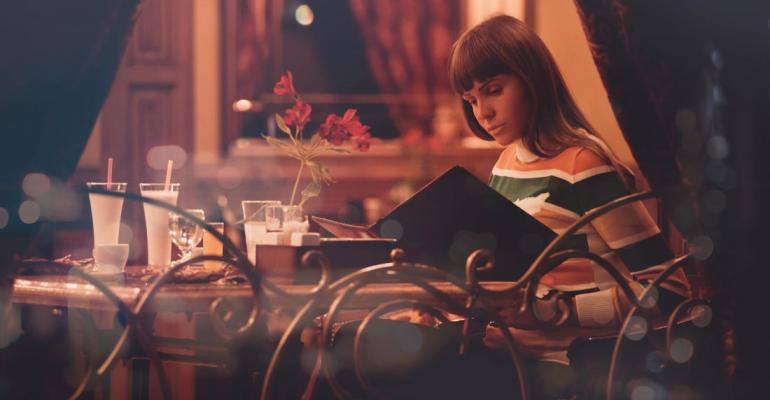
{"left": 448, "top": 14, "right": 634, "bottom": 187}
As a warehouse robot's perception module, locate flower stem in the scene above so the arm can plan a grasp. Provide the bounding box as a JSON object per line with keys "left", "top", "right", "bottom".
{"left": 289, "top": 160, "right": 304, "bottom": 206}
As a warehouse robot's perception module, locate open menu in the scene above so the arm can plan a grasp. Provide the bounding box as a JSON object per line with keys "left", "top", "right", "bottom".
{"left": 312, "top": 166, "right": 556, "bottom": 281}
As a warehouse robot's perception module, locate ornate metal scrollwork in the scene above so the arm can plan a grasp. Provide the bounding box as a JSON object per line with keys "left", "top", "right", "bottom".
{"left": 62, "top": 187, "right": 269, "bottom": 399}
{"left": 52, "top": 188, "right": 706, "bottom": 400}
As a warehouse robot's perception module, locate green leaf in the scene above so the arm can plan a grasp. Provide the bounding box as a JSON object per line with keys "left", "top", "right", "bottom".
{"left": 274, "top": 113, "right": 292, "bottom": 136}
{"left": 310, "top": 134, "right": 322, "bottom": 147}
{"left": 299, "top": 181, "right": 322, "bottom": 207}
{"left": 327, "top": 147, "right": 352, "bottom": 154}
{"left": 265, "top": 136, "right": 303, "bottom": 160}
{"left": 306, "top": 161, "right": 322, "bottom": 182}
{"left": 305, "top": 161, "right": 333, "bottom": 185}
{"left": 319, "top": 164, "right": 334, "bottom": 183}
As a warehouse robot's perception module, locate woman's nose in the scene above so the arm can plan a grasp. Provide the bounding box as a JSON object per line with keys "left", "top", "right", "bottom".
{"left": 477, "top": 100, "right": 495, "bottom": 121}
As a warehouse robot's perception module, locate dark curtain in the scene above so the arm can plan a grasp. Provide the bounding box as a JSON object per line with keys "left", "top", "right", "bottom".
{"left": 349, "top": 0, "right": 460, "bottom": 135}
{"left": 574, "top": 0, "right": 770, "bottom": 396}
{"left": 237, "top": 0, "right": 281, "bottom": 101}
{"left": 0, "top": 4, "right": 141, "bottom": 393}
{"left": 0, "top": 0, "right": 142, "bottom": 261}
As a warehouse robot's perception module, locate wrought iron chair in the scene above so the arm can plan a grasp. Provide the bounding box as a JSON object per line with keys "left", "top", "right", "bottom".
{"left": 259, "top": 191, "right": 721, "bottom": 400}
{"left": 1, "top": 187, "right": 721, "bottom": 399}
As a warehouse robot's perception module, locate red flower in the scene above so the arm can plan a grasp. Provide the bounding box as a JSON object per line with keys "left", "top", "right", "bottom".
{"left": 318, "top": 114, "right": 348, "bottom": 145}
{"left": 317, "top": 108, "right": 371, "bottom": 151}
{"left": 352, "top": 132, "right": 372, "bottom": 152}
{"left": 273, "top": 71, "right": 297, "bottom": 98}
{"left": 283, "top": 100, "right": 312, "bottom": 130}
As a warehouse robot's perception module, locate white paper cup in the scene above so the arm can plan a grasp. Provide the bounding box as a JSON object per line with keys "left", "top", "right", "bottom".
{"left": 93, "top": 244, "right": 130, "bottom": 274}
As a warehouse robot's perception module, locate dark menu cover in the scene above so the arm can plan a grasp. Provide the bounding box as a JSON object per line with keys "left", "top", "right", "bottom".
{"left": 312, "top": 166, "right": 557, "bottom": 280}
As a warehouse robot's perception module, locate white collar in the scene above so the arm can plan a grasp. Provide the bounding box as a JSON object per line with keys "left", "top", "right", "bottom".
{"left": 514, "top": 140, "right": 540, "bottom": 163}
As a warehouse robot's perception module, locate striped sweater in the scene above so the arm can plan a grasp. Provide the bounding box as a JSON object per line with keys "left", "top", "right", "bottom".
{"left": 490, "top": 141, "right": 690, "bottom": 311}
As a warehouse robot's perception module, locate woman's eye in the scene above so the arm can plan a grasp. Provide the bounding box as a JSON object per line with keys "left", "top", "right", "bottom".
{"left": 487, "top": 86, "right": 501, "bottom": 95}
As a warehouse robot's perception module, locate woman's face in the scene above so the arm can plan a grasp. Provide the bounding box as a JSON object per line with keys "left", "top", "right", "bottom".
{"left": 462, "top": 74, "right": 530, "bottom": 146}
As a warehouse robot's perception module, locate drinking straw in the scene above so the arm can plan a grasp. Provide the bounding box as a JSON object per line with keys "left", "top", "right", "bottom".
{"left": 106, "top": 157, "right": 113, "bottom": 189}
{"left": 164, "top": 160, "right": 173, "bottom": 191}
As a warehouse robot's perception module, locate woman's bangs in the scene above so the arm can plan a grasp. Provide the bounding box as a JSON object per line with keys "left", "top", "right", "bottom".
{"left": 450, "top": 38, "right": 509, "bottom": 93}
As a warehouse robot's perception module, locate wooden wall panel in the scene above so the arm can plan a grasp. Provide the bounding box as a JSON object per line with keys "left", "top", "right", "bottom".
{"left": 130, "top": 0, "right": 172, "bottom": 64}
{"left": 96, "top": 0, "right": 193, "bottom": 263}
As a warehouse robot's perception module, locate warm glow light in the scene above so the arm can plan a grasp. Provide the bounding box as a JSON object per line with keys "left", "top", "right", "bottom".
{"left": 624, "top": 316, "right": 648, "bottom": 341}
{"left": 233, "top": 99, "right": 253, "bottom": 112}
{"left": 295, "top": 4, "right": 314, "bottom": 26}
{"left": 670, "top": 338, "right": 694, "bottom": 363}
{"left": 146, "top": 145, "right": 187, "bottom": 171}
{"left": 216, "top": 166, "right": 242, "bottom": 189}
{"left": 22, "top": 173, "right": 51, "bottom": 197}
{"left": 19, "top": 201, "right": 41, "bottom": 224}
{"left": 0, "top": 207, "right": 8, "bottom": 229}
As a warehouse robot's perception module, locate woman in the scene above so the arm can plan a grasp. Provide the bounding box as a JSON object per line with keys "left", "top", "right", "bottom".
{"left": 448, "top": 14, "right": 691, "bottom": 398}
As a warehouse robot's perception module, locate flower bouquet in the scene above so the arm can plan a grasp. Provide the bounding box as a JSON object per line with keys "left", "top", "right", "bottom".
{"left": 266, "top": 71, "right": 373, "bottom": 209}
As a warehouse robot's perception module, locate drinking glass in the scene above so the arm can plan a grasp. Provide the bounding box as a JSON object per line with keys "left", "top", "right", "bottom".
{"left": 86, "top": 182, "right": 127, "bottom": 246}
{"left": 140, "top": 183, "right": 180, "bottom": 269}
{"left": 242, "top": 200, "right": 280, "bottom": 264}
{"left": 265, "top": 205, "right": 307, "bottom": 233}
{"left": 87, "top": 182, "right": 127, "bottom": 274}
{"left": 168, "top": 209, "right": 205, "bottom": 264}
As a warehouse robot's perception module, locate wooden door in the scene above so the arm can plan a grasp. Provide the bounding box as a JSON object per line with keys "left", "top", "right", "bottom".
{"left": 99, "top": 0, "right": 194, "bottom": 262}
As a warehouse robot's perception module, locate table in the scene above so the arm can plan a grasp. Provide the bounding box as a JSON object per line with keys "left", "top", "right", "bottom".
{"left": 9, "top": 266, "right": 518, "bottom": 399}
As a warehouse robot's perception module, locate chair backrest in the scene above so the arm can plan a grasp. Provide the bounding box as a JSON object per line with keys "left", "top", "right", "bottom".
{"left": 527, "top": 191, "right": 725, "bottom": 399}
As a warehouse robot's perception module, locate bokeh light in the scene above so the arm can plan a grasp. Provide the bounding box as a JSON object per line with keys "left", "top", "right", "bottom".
{"left": 146, "top": 145, "right": 187, "bottom": 171}
{"left": 0, "top": 207, "right": 8, "bottom": 229}
{"left": 639, "top": 285, "right": 659, "bottom": 309}
{"left": 688, "top": 235, "right": 714, "bottom": 260}
{"left": 631, "top": 384, "right": 656, "bottom": 400}
{"left": 379, "top": 219, "right": 404, "bottom": 240}
{"left": 645, "top": 351, "right": 667, "bottom": 374}
{"left": 233, "top": 99, "right": 253, "bottom": 112}
{"left": 393, "top": 321, "right": 423, "bottom": 354}
{"left": 710, "top": 48, "right": 724, "bottom": 70}
{"left": 704, "top": 160, "right": 736, "bottom": 189}
{"left": 691, "top": 304, "right": 713, "bottom": 328}
{"left": 706, "top": 136, "right": 729, "bottom": 160}
{"left": 216, "top": 166, "right": 243, "bottom": 190}
{"left": 295, "top": 4, "right": 314, "bottom": 26}
{"left": 674, "top": 109, "right": 696, "bottom": 134}
{"left": 670, "top": 337, "right": 694, "bottom": 363}
{"left": 22, "top": 173, "right": 51, "bottom": 197}
{"left": 630, "top": 380, "right": 665, "bottom": 400}
{"left": 18, "top": 201, "right": 41, "bottom": 224}
{"left": 36, "top": 181, "right": 82, "bottom": 221}
{"left": 712, "top": 85, "right": 724, "bottom": 103}
{"left": 669, "top": 384, "right": 695, "bottom": 399}
{"left": 624, "top": 316, "right": 648, "bottom": 341}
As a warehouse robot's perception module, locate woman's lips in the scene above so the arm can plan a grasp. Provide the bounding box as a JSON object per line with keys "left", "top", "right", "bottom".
{"left": 486, "top": 124, "right": 503, "bottom": 134}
